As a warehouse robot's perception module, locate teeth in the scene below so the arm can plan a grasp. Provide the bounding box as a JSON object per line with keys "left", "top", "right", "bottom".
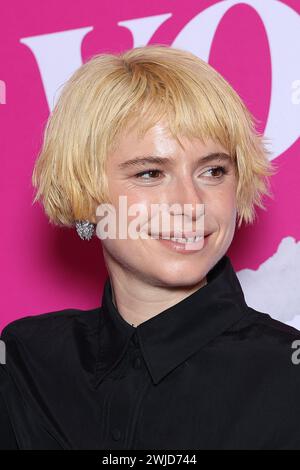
{"left": 161, "top": 236, "right": 203, "bottom": 243}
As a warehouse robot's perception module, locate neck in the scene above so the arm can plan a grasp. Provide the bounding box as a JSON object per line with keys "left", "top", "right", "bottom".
{"left": 107, "top": 264, "right": 207, "bottom": 328}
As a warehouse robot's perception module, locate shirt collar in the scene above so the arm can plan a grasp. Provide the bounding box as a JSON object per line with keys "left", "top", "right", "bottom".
{"left": 93, "top": 254, "right": 249, "bottom": 388}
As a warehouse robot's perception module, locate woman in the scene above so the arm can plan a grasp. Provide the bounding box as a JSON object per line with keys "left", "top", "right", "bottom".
{"left": 1, "top": 44, "right": 300, "bottom": 450}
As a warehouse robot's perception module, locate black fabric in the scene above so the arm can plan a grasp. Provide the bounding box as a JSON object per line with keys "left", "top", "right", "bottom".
{"left": 0, "top": 386, "right": 18, "bottom": 449}
{"left": 1, "top": 254, "right": 300, "bottom": 449}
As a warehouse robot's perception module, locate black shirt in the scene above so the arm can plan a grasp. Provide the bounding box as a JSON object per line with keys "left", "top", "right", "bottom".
{"left": 1, "top": 254, "right": 300, "bottom": 450}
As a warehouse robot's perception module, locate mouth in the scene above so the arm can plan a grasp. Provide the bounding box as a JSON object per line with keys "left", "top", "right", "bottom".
{"left": 159, "top": 235, "right": 205, "bottom": 243}
{"left": 151, "top": 233, "right": 212, "bottom": 253}
{"left": 148, "top": 231, "right": 211, "bottom": 243}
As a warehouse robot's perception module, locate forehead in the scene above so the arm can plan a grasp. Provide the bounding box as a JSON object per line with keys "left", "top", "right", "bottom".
{"left": 109, "top": 121, "right": 229, "bottom": 164}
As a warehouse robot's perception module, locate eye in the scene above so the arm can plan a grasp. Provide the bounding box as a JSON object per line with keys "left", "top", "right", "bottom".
{"left": 201, "top": 166, "right": 228, "bottom": 179}
{"left": 133, "top": 165, "right": 229, "bottom": 182}
{"left": 134, "top": 169, "right": 163, "bottom": 180}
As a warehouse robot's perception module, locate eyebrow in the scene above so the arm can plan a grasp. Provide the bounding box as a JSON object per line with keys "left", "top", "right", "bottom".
{"left": 118, "top": 152, "right": 232, "bottom": 170}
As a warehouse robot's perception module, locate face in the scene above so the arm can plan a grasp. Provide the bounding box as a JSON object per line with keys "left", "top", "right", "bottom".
{"left": 96, "top": 120, "right": 238, "bottom": 288}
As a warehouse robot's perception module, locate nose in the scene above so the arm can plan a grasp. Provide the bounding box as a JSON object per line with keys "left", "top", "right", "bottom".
{"left": 168, "top": 175, "right": 205, "bottom": 221}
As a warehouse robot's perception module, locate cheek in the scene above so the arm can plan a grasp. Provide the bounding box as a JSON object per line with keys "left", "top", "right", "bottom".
{"left": 109, "top": 182, "right": 157, "bottom": 228}
{"left": 107, "top": 178, "right": 151, "bottom": 208}
{"left": 207, "top": 199, "right": 234, "bottom": 223}
{"left": 207, "top": 184, "right": 237, "bottom": 219}
{"left": 98, "top": 190, "right": 154, "bottom": 241}
{"left": 101, "top": 237, "right": 147, "bottom": 270}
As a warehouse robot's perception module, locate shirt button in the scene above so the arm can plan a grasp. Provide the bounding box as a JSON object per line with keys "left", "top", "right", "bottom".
{"left": 111, "top": 428, "right": 122, "bottom": 441}
{"left": 133, "top": 356, "right": 141, "bottom": 369}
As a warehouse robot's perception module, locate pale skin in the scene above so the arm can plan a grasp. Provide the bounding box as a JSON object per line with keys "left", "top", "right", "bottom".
{"left": 96, "top": 120, "right": 238, "bottom": 327}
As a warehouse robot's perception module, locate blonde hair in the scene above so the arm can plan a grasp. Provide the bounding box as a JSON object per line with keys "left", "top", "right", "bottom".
{"left": 32, "top": 44, "right": 277, "bottom": 230}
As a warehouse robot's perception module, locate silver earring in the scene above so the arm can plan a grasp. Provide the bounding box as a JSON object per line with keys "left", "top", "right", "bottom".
{"left": 75, "top": 220, "right": 96, "bottom": 241}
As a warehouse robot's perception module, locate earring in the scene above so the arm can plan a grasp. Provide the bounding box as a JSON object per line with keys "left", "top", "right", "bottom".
{"left": 75, "top": 220, "right": 96, "bottom": 241}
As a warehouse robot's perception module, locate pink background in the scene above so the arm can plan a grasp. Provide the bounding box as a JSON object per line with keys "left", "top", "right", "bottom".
{"left": 0, "top": 0, "right": 299, "bottom": 333}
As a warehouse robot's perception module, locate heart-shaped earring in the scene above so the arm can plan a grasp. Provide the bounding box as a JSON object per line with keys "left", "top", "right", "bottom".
{"left": 75, "top": 220, "right": 96, "bottom": 241}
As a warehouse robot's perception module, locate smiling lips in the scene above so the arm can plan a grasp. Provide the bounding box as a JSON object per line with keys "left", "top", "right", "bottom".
{"left": 148, "top": 231, "right": 211, "bottom": 240}
{"left": 156, "top": 233, "right": 211, "bottom": 253}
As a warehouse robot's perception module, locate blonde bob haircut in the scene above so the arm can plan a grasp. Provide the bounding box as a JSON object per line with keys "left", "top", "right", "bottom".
{"left": 32, "top": 44, "right": 277, "bottom": 230}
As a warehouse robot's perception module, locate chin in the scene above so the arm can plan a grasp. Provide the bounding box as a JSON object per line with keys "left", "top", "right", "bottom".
{"left": 149, "top": 268, "right": 208, "bottom": 288}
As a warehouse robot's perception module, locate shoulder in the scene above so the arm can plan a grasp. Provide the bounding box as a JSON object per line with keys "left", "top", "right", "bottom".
{"left": 222, "top": 307, "right": 300, "bottom": 448}
{"left": 232, "top": 305, "right": 300, "bottom": 341}
{"left": 1, "top": 309, "right": 72, "bottom": 337}
{"left": 0, "top": 307, "right": 102, "bottom": 363}
{"left": 224, "top": 306, "right": 300, "bottom": 378}
{"left": 1, "top": 307, "right": 101, "bottom": 337}
{"left": 232, "top": 306, "right": 300, "bottom": 384}
{"left": 0, "top": 306, "right": 103, "bottom": 408}
{"left": 248, "top": 306, "right": 300, "bottom": 340}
